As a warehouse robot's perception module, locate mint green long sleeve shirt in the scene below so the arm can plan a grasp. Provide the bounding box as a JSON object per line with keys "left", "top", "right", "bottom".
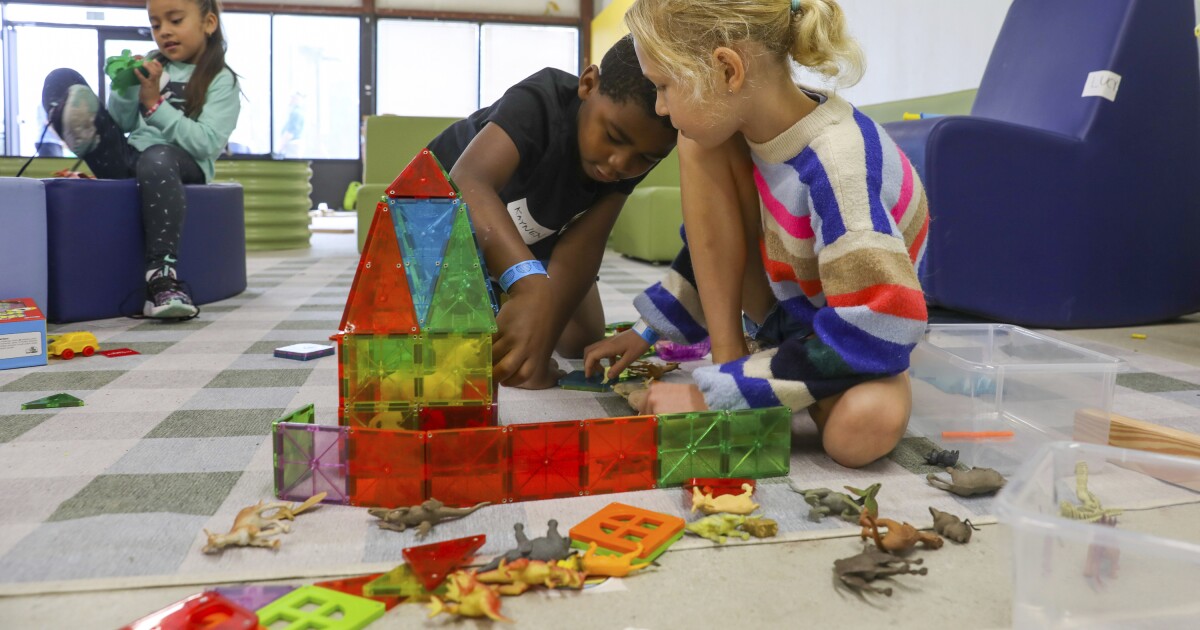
{"left": 107, "top": 60, "right": 240, "bottom": 182}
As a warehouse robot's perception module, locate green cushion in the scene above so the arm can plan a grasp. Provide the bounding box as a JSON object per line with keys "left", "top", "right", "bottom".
{"left": 363, "top": 115, "right": 461, "bottom": 183}
{"left": 609, "top": 186, "right": 683, "bottom": 263}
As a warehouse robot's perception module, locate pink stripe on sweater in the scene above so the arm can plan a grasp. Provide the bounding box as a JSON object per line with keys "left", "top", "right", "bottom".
{"left": 753, "top": 166, "right": 814, "bottom": 239}
{"left": 890, "top": 148, "right": 913, "bottom": 224}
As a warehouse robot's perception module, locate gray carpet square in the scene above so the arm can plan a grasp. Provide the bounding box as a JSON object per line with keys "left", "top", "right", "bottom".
{"left": 272, "top": 320, "right": 341, "bottom": 331}
{"left": 1117, "top": 373, "right": 1200, "bottom": 393}
{"left": 0, "top": 513, "right": 209, "bottom": 581}
{"left": 48, "top": 471, "right": 243, "bottom": 520}
{"left": 199, "top": 304, "right": 240, "bottom": 313}
{"left": 16, "top": 412, "right": 168, "bottom": 442}
{"left": 148, "top": 409, "right": 286, "bottom": 438}
{"left": 0, "top": 414, "right": 53, "bottom": 443}
{"left": 180, "top": 388, "right": 301, "bottom": 410}
{"left": 0, "top": 371, "right": 125, "bottom": 392}
{"left": 205, "top": 369, "right": 313, "bottom": 389}
{"left": 107, "top": 436, "right": 264, "bottom": 474}
{"left": 129, "top": 319, "right": 213, "bottom": 332}
{"left": 0, "top": 476, "right": 94, "bottom": 525}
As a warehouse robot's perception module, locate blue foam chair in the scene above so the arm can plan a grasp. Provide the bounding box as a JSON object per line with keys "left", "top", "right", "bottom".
{"left": 43, "top": 179, "right": 246, "bottom": 323}
{"left": 0, "top": 178, "right": 48, "bottom": 311}
{"left": 885, "top": 0, "right": 1200, "bottom": 328}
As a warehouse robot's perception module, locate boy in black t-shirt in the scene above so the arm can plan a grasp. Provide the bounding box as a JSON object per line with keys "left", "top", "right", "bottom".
{"left": 427, "top": 35, "right": 677, "bottom": 389}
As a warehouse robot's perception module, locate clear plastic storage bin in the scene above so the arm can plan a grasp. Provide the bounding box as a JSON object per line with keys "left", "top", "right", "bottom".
{"left": 909, "top": 324, "right": 1121, "bottom": 475}
{"left": 997, "top": 442, "right": 1200, "bottom": 629}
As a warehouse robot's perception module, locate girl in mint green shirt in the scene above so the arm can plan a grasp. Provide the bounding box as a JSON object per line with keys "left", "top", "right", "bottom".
{"left": 41, "top": 0, "right": 240, "bottom": 320}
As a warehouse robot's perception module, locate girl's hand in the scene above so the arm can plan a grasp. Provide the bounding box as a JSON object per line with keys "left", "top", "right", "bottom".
{"left": 638, "top": 382, "right": 707, "bottom": 415}
{"left": 583, "top": 330, "right": 650, "bottom": 382}
{"left": 137, "top": 58, "right": 165, "bottom": 110}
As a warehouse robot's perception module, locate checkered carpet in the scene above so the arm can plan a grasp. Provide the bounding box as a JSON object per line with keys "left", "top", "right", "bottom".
{"left": 2, "top": 234, "right": 1198, "bottom": 595}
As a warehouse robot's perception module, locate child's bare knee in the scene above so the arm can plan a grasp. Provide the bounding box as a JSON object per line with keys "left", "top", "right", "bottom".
{"left": 821, "top": 390, "right": 910, "bottom": 468}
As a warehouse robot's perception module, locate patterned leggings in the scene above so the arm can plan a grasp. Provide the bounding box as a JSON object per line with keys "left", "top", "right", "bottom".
{"left": 43, "top": 68, "right": 204, "bottom": 273}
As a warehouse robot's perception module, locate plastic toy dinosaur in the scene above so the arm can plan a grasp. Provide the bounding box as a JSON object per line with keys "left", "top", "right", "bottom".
{"left": 427, "top": 570, "right": 511, "bottom": 622}
{"left": 684, "top": 514, "right": 749, "bottom": 544}
{"left": 480, "top": 520, "right": 572, "bottom": 571}
{"left": 860, "top": 512, "right": 944, "bottom": 552}
{"left": 1059, "top": 461, "right": 1123, "bottom": 522}
{"left": 367, "top": 498, "right": 489, "bottom": 539}
{"left": 834, "top": 544, "right": 928, "bottom": 597}
{"left": 476, "top": 558, "right": 586, "bottom": 595}
{"left": 739, "top": 516, "right": 778, "bottom": 538}
{"left": 202, "top": 492, "right": 325, "bottom": 554}
{"left": 929, "top": 507, "right": 979, "bottom": 543}
{"left": 926, "top": 466, "right": 1007, "bottom": 496}
{"left": 691, "top": 482, "right": 759, "bottom": 515}
{"left": 788, "top": 480, "right": 863, "bottom": 522}
{"left": 622, "top": 360, "right": 680, "bottom": 381}
{"left": 844, "top": 483, "right": 882, "bottom": 518}
{"left": 925, "top": 448, "right": 960, "bottom": 467}
{"left": 582, "top": 541, "right": 649, "bottom": 577}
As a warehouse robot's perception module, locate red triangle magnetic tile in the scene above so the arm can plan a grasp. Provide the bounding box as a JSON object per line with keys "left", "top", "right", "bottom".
{"left": 402, "top": 534, "right": 486, "bottom": 591}
{"left": 386, "top": 150, "right": 457, "bottom": 199}
{"left": 339, "top": 202, "right": 419, "bottom": 334}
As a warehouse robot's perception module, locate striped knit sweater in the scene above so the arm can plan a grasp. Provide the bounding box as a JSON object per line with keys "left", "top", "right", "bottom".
{"left": 634, "top": 90, "right": 929, "bottom": 411}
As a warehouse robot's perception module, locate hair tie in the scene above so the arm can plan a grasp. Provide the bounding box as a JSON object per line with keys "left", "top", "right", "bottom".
{"left": 791, "top": 0, "right": 801, "bottom": 12}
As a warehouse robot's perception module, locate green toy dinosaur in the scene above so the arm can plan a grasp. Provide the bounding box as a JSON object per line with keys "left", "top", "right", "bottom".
{"left": 105, "top": 49, "right": 149, "bottom": 91}
{"left": 789, "top": 480, "right": 882, "bottom": 523}
{"left": 684, "top": 514, "right": 748, "bottom": 544}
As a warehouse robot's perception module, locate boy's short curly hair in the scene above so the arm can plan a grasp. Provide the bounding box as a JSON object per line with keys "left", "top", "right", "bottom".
{"left": 598, "top": 34, "right": 674, "bottom": 130}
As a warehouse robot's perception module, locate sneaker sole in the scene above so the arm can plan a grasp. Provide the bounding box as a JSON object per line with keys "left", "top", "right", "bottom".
{"left": 62, "top": 86, "right": 99, "bottom": 156}
{"left": 144, "top": 300, "right": 198, "bottom": 319}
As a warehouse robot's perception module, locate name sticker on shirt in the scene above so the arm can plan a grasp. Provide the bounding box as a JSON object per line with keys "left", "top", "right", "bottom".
{"left": 506, "top": 198, "right": 554, "bottom": 244}
{"left": 1082, "top": 70, "right": 1121, "bottom": 102}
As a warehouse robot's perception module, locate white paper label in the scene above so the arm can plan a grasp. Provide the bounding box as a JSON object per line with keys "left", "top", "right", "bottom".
{"left": 506, "top": 198, "right": 554, "bottom": 245}
{"left": 1082, "top": 70, "right": 1122, "bottom": 102}
{"left": 0, "top": 332, "right": 43, "bottom": 360}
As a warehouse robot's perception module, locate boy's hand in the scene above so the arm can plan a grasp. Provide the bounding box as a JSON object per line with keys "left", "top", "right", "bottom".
{"left": 583, "top": 330, "right": 651, "bottom": 382}
{"left": 639, "top": 382, "right": 707, "bottom": 415}
{"left": 493, "top": 284, "right": 559, "bottom": 388}
{"left": 136, "top": 58, "right": 165, "bottom": 110}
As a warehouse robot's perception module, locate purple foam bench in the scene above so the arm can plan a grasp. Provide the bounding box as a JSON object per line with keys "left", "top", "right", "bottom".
{"left": 43, "top": 178, "right": 246, "bottom": 323}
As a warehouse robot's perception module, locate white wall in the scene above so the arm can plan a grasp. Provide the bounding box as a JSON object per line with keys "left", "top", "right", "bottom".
{"left": 592, "top": 0, "right": 1013, "bottom": 105}
{"left": 378, "top": 0, "right": 580, "bottom": 18}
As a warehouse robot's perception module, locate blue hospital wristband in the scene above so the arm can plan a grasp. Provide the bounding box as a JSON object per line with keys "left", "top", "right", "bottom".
{"left": 632, "top": 318, "right": 660, "bottom": 345}
{"left": 498, "top": 260, "right": 548, "bottom": 293}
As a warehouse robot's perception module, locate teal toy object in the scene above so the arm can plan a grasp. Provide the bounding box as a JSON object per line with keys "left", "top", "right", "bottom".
{"left": 105, "top": 49, "right": 148, "bottom": 91}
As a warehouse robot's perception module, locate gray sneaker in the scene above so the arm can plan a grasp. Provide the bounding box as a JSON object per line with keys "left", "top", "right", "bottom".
{"left": 60, "top": 84, "right": 99, "bottom": 156}
{"left": 143, "top": 266, "right": 198, "bottom": 320}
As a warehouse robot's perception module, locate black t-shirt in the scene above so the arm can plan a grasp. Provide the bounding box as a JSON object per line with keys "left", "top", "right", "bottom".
{"left": 427, "top": 68, "right": 647, "bottom": 259}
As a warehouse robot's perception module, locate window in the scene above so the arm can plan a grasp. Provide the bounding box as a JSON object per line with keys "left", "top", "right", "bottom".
{"left": 222, "top": 12, "right": 270, "bottom": 154}
{"left": 271, "top": 15, "right": 359, "bottom": 159}
{"left": 3, "top": 3, "right": 145, "bottom": 27}
{"left": 479, "top": 24, "right": 578, "bottom": 107}
{"left": 12, "top": 26, "right": 98, "bottom": 157}
{"left": 376, "top": 19, "right": 479, "bottom": 118}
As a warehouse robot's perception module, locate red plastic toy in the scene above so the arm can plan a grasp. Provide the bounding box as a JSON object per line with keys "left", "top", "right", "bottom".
{"left": 403, "top": 534, "right": 486, "bottom": 591}
{"left": 120, "top": 591, "right": 262, "bottom": 630}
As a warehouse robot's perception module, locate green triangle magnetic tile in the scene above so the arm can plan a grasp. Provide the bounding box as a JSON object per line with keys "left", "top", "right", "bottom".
{"left": 363, "top": 563, "right": 448, "bottom": 599}
{"left": 425, "top": 208, "right": 498, "bottom": 333}
{"left": 255, "top": 585, "right": 384, "bottom": 630}
{"left": 21, "top": 393, "right": 84, "bottom": 410}
{"left": 388, "top": 197, "right": 459, "bottom": 326}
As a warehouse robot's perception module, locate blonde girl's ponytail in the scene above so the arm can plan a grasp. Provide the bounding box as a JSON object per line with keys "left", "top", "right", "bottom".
{"left": 789, "top": 0, "right": 864, "bottom": 87}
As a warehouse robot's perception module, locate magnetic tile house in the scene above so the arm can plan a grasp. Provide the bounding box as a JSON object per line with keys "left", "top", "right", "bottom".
{"left": 273, "top": 150, "right": 792, "bottom": 509}
{"left": 337, "top": 149, "right": 500, "bottom": 432}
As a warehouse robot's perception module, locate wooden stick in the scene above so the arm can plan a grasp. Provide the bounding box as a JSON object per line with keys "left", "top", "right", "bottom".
{"left": 1074, "top": 408, "right": 1200, "bottom": 491}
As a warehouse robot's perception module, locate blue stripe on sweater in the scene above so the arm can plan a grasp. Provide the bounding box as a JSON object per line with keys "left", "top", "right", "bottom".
{"left": 789, "top": 147, "right": 845, "bottom": 244}
{"left": 813, "top": 307, "right": 915, "bottom": 374}
{"left": 719, "top": 359, "right": 783, "bottom": 408}
{"left": 640, "top": 282, "right": 708, "bottom": 343}
{"left": 853, "top": 109, "right": 893, "bottom": 234}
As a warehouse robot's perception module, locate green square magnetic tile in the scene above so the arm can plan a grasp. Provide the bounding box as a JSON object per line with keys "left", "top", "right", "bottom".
{"left": 339, "top": 335, "right": 422, "bottom": 405}
{"left": 1, "top": 371, "right": 124, "bottom": 392}
{"left": 657, "top": 410, "right": 726, "bottom": 486}
{"left": 21, "top": 393, "right": 85, "bottom": 410}
{"left": 49, "top": 471, "right": 242, "bottom": 521}
{"left": 148, "top": 408, "right": 287, "bottom": 438}
{"left": 205, "top": 369, "right": 313, "bottom": 388}
{"left": 1117, "top": 372, "right": 1200, "bottom": 393}
{"left": 726, "top": 407, "right": 791, "bottom": 479}
{"left": 275, "top": 404, "right": 316, "bottom": 426}
{"left": 0, "top": 413, "right": 53, "bottom": 442}
{"left": 256, "top": 585, "right": 385, "bottom": 630}
{"left": 273, "top": 320, "right": 342, "bottom": 331}
{"left": 129, "top": 319, "right": 212, "bottom": 331}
